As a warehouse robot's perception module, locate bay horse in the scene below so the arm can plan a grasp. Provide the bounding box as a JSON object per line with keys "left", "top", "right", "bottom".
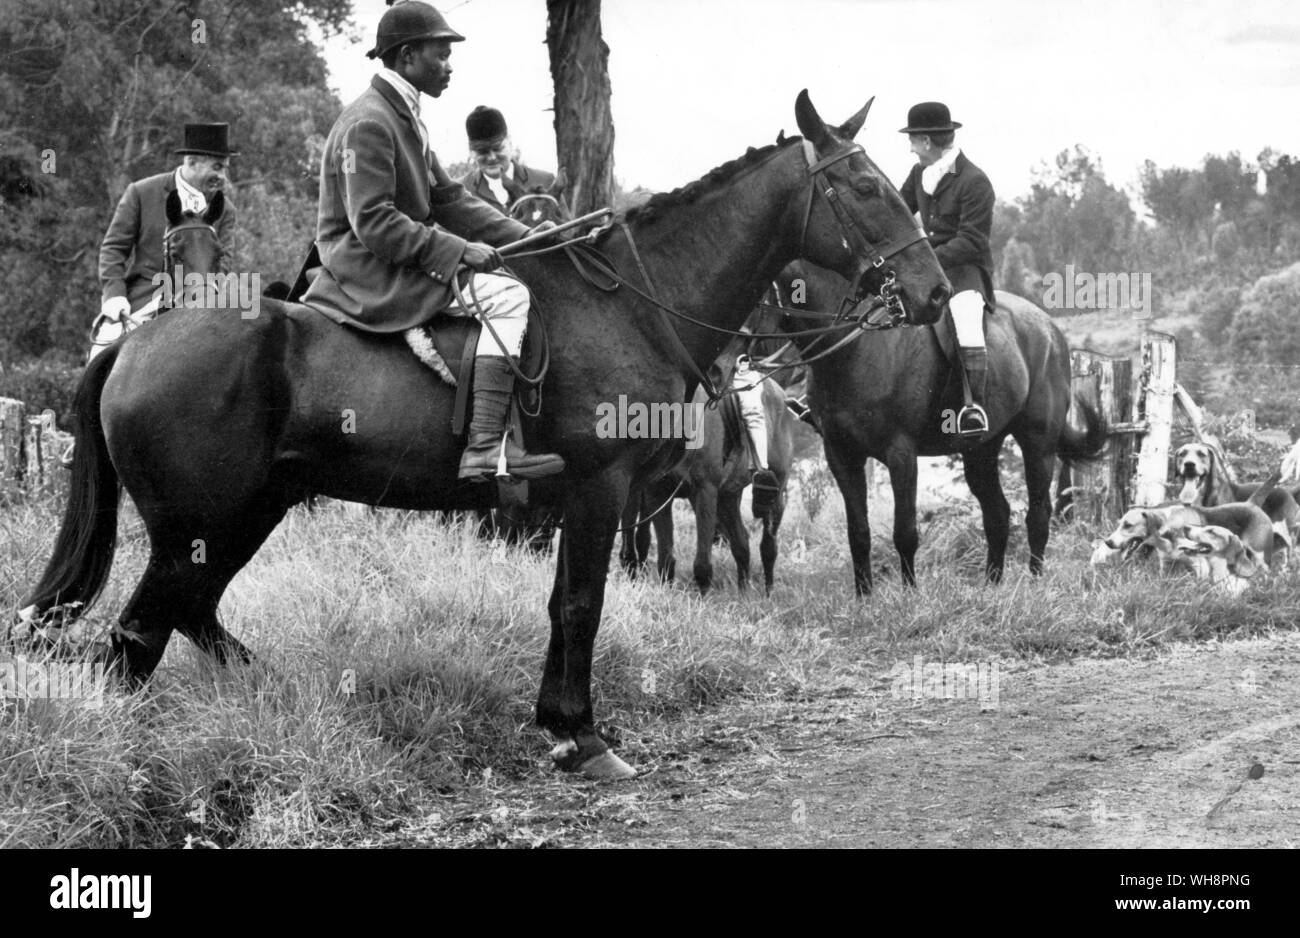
{"left": 619, "top": 372, "right": 795, "bottom": 594}
{"left": 21, "top": 92, "right": 950, "bottom": 780}
{"left": 760, "top": 260, "right": 1107, "bottom": 595}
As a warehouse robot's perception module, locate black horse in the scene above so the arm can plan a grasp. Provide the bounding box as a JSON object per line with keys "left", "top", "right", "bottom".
{"left": 759, "top": 260, "right": 1107, "bottom": 594}
{"left": 22, "top": 93, "right": 949, "bottom": 779}
{"left": 619, "top": 371, "right": 795, "bottom": 594}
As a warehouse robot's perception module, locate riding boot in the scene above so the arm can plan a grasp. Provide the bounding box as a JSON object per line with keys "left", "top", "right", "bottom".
{"left": 458, "top": 355, "right": 565, "bottom": 481}
{"left": 956, "top": 345, "right": 990, "bottom": 438}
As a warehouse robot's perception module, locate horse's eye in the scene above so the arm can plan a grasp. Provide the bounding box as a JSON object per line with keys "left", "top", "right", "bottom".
{"left": 851, "top": 176, "right": 879, "bottom": 197}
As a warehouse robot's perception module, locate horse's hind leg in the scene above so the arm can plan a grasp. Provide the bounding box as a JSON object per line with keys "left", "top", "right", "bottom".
{"left": 758, "top": 484, "right": 785, "bottom": 595}
{"left": 113, "top": 502, "right": 287, "bottom": 683}
{"left": 962, "top": 441, "right": 1011, "bottom": 583}
{"left": 717, "top": 489, "right": 750, "bottom": 591}
{"left": 1017, "top": 438, "right": 1057, "bottom": 575}
{"left": 691, "top": 484, "right": 719, "bottom": 594}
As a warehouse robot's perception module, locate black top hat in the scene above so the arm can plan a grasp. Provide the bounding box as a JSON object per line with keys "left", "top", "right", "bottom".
{"left": 367, "top": 1, "right": 465, "bottom": 60}
{"left": 898, "top": 102, "right": 962, "bottom": 134}
{"left": 466, "top": 106, "right": 508, "bottom": 143}
{"left": 175, "top": 123, "right": 239, "bottom": 158}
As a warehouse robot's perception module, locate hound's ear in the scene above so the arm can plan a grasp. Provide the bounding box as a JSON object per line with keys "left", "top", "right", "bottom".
{"left": 166, "top": 188, "right": 184, "bottom": 226}
{"left": 202, "top": 189, "right": 225, "bottom": 226}
{"left": 837, "top": 97, "right": 875, "bottom": 140}
{"left": 795, "top": 89, "right": 830, "bottom": 148}
{"left": 1237, "top": 542, "right": 1263, "bottom": 578}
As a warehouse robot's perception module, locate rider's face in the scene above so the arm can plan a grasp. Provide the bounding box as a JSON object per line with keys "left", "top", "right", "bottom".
{"left": 402, "top": 39, "right": 453, "bottom": 98}
{"left": 182, "top": 157, "right": 228, "bottom": 194}
{"left": 470, "top": 138, "right": 512, "bottom": 178}
{"left": 908, "top": 134, "right": 939, "bottom": 167}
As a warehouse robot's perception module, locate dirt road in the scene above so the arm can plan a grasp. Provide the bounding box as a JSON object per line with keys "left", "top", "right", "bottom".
{"left": 419, "top": 632, "right": 1300, "bottom": 848}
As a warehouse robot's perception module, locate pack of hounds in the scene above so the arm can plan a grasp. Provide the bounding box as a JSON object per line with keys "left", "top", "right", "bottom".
{"left": 1090, "top": 441, "right": 1300, "bottom": 595}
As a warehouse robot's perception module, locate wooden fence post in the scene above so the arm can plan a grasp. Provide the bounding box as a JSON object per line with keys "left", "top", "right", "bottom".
{"left": 1, "top": 397, "right": 26, "bottom": 495}
{"left": 1131, "top": 331, "right": 1176, "bottom": 506}
{"left": 1066, "top": 350, "right": 1134, "bottom": 524}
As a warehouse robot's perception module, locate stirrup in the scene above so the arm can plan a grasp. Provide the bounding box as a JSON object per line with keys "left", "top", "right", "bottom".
{"left": 956, "top": 403, "right": 989, "bottom": 438}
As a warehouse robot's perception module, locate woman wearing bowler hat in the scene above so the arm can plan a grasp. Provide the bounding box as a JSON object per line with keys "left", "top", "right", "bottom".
{"left": 899, "top": 102, "right": 995, "bottom": 439}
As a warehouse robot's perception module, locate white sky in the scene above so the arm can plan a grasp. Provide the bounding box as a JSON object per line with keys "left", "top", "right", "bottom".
{"left": 321, "top": 0, "right": 1300, "bottom": 204}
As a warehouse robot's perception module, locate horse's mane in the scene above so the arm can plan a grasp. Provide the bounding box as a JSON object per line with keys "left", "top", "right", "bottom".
{"left": 615, "top": 133, "right": 803, "bottom": 230}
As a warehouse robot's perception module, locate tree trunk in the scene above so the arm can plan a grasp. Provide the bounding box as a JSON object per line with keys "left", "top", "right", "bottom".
{"left": 546, "top": 0, "right": 614, "bottom": 217}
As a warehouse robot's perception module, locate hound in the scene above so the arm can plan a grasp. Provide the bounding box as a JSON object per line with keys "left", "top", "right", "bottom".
{"left": 1173, "top": 525, "right": 1264, "bottom": 595}
{"left": 1095, "top": 501, "right": 1278, "bottom": 567}
{"left": 1174, "top": 442, "right": 1300, "bottom": 555}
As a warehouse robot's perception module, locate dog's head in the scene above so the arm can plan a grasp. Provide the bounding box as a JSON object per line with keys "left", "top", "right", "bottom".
{"left": 1175, "top": 524, "right": 1263, "bottom": 581}
{"left": 1174, "top": 442, "right": 1214, "bottom": 505}
{"left": 1100, "top": 508, "right": 1174, "bottom": 560}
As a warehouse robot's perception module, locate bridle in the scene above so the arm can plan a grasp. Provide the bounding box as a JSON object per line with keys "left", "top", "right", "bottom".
{"left": 161, "top": 219, "right": 226, "bottom": 309}
{"left": 798, "top": 139, "right": 929, "bottom": 326}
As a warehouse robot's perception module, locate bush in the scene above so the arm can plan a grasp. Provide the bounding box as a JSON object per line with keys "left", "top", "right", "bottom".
{"left": 0, "top": 352, "right": 82, "bottom": 426}
{"left": 1187, "top": 282, "right": 1241, "bottom": 347}
{"left": 1228, "top": 262, "right": 1300, "bottom": 364}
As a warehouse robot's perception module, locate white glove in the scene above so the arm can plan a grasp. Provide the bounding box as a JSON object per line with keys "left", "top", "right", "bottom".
{"left": 100, "top": 296, "right": 131, "bottom": 322}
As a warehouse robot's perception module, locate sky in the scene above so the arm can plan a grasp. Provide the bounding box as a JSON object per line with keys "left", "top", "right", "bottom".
{"left": 320, "top": 0, "right": 1300, "bottom": 205}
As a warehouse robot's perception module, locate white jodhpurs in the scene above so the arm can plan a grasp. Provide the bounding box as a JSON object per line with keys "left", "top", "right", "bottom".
{"left": 949, "top": 289, "right": 987, "bottom": 348}
{"left": 733, "top": 371, "right": 769, "bottom": 470}
{"left": 440, "top": 271, "right": 530, "bottom": 357}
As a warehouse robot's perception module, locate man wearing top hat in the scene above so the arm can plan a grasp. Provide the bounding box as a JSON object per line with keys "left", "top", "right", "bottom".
{"left": 458, "top": 106, "right": 556, "bottom": 220}
{"left": 93, "top": 122, "right": 238, "bottom": 361}
{"left": 898, "top": 102, "right": 995, "bottom": 438}
{"left": 303, "top": 0, "right": 563, "bottom": 481}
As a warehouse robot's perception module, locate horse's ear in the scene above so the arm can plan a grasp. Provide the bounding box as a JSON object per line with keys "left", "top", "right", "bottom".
{"left": 203, "top": 189, "right": 225, "bottom": 226}
{"left": 795, "top": 89, "right": 829, "bottom": 148}
{"left": 837, "top": 97, "right": 875, "bottom": 140}
{"left": 166, "top": 189, "right": 184, "bottom": 226}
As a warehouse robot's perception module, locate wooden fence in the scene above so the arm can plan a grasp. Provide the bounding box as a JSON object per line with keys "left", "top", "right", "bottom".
{"left": 0, "top": 397, "right": 73, "bottom": 500}
{"left": 1059, "top": 330, "right": 1177, "bottom": 524}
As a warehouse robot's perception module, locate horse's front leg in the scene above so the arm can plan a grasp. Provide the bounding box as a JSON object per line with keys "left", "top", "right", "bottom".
{"left": 537, "top": 470, "right": 636, "bottom": 780}
{"left": 825, "top": 439, "right": 873, "bottom": 596}
{"left": 885, "top": 440, "right": 920, "bottom": 587}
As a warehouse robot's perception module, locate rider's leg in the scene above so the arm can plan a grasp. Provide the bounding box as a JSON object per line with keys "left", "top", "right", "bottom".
{"left": 950, "top": 290, "right": 989, "bottom": 437}
{"left": 442, "top": 272, "right": 564, "bottom": 480}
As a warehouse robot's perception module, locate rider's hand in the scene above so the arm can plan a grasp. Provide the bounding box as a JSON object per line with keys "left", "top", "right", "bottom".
{"left": 100, "top": 296, "right": 131, "bottom": 322}
{"left": 461, "top": 242, "right": 503, "bottom": 272}
{"left": 531, "top": 221, "right": 559, "bottom": 235}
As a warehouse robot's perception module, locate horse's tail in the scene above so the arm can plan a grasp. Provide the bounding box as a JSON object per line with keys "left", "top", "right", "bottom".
{"left": 1058, "top": 395, "right": 1108, "bottom": 465}
{"left": 20, "top": 343, "right": 123, "bottom": 619}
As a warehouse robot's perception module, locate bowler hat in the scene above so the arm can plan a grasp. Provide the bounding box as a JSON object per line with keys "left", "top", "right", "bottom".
{"left": 466, "top": 106, "right": 508, "bottom": 143}
{"left": 367, "top": 1, "right": 464, "bottom": 60}
{"left": 898, "top": 102, "right": 962, "bottom": 134}
{"left": 175, "top": 123, "right": 239, "bottom": 158}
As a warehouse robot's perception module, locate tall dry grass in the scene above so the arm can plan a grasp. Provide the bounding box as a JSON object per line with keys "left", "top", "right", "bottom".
{"left": 3, "top": 468, "right": 1298, "bottom": 847}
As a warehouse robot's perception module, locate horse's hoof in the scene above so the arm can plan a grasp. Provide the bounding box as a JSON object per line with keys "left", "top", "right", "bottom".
{"left": 577, "top": 750, "right": 637, "bottom": 781}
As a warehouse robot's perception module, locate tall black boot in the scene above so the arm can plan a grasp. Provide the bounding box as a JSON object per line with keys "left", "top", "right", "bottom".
{"left": 458, "top": 356, "right": 564, "bottom": 480}
{"left": 956, "top": 345, "right": 989, "bottom": 438}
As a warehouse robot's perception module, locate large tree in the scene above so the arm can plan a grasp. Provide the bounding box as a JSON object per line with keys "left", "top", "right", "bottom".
{"left": 545, "top": 0, "right": 614, "bottom": 217}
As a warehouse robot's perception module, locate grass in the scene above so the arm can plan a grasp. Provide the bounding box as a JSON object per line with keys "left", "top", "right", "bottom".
{"left": 3, "top": 470, "right": 1299, "bottom": 847}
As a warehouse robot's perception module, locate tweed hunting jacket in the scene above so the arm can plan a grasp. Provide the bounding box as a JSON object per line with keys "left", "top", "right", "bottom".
{"left": 459, "top": 162, "right": 556, "bottom": 216}
{"left": 303, "top": 75, "right": 530, "bottom": 333}
{"left": 901, "top": 151, "right": 995, "bottom": 305}
{"left": 98, "top": 170, "right": 237, "bottom": 310}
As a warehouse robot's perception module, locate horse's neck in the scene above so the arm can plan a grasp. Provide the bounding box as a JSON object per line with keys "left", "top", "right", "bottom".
{"left": 619, "top": 147, "right": 805, "bottom": 372}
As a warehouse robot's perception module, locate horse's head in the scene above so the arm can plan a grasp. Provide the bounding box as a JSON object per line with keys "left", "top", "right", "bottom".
{"left": 164, "top": 188, "right": 229, "bottom": 279}
{"left": 792, "top": 90, "right": 949, "bottom": 325}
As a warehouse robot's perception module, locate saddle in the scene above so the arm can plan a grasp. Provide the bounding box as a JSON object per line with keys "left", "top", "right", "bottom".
{"left": 287, "top": 242, "right": 545, "bottom": 440}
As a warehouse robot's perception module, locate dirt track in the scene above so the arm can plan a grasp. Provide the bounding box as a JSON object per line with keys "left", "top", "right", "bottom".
{"left": 418, "top": 632, "right": 1300, "bottom": 848}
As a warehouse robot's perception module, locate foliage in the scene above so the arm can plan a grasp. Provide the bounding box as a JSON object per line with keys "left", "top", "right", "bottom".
{"left": 1227, "top": 262, "right": 1300, "bottom": 365}
{"left": 0, "top": 0, "right": 345, "bottom": 360}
